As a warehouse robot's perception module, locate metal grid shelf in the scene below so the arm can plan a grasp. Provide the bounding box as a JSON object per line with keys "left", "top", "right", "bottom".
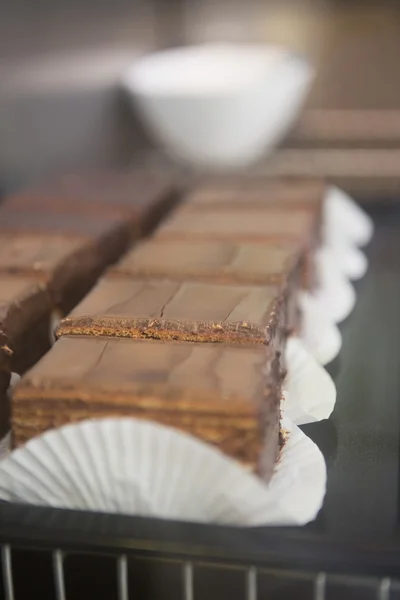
{"left": 1, "top": 540, "right": 400, "bottom": 600}
{"left": 1, "top": 494, "right": 400, "bottom": 599}
{"left": 2, "top": 544, "right": 400, "bottom": 600}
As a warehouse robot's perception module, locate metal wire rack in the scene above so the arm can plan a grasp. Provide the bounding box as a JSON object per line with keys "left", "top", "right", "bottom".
{"left": 1, "top": 541, "right": 400, "bottom": 600}
{"left": 1, "top": 501, "right": 400, "bottom": 600}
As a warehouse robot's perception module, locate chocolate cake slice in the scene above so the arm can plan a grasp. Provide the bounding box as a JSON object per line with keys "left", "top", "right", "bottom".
{"left": 12, "top": 337, "right": 281, "bottom": 481}
{"left": 0, "top": 209, "right": 134, "bottom": 318}
{"left": 4, "top": 170, "right": 178, "bottom": 236}
{"left": 154, "top": 208, "right": 318, "bottom": 244}
{"left": 152, "top": 205, "right": 320, "bottom": 290}
{"left": 110, "top": 240, "right": 302, "bottom": 333}
{"left": 0, "top": 172, "right": 179, "bottom": 313}
{"left": 111, "top": 239, "right": 300, "bottom": 285}
{"left": 57, "top": 277, "right": 289, "bottom": 356}
{"left": 0, "top": 206, "right": 134, "bottom": 241}
{"left": 0, "top": 230, "right": 129, "bottom": 314}
{"left": 184, "top": 176, "right": 325, "bottom": 212}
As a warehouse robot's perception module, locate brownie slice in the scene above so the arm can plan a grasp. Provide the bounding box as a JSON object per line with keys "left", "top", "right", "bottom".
{"left": 154, "top": 208, "right": 318, "bottom": 243}
{"left": 184, "top": 176, "right": 325, "bottom": 211}
{"left": 0, "top": 230, "right": 128, "bottom": 315}
{"left": 153, "top": 207, "right": 319, "bottom": 289}
{"left": 0, "top": 208, "right": 133, "bottom": 311}
{"left": 0, "top": 172, "right": 180, "bottom": 313}
{"left": 4, "top": 170, "right": 178, "bottom": 236}
{"left": 12, "top": 337, "right": 281, "bottom": 481}
{"left": 57, "top": 278, "right": 288, "bottom": 356}
{"left": 0, "top": 206, "right": 134, "bottom": 240}
{"left": 111, "top": 239, "right": 300, "bottom": 285}
{"left": 109, "top": 240, "right": 302, "bottom": 333}
{"left": 0, "top": 173, "right": 180, "bottom": 438}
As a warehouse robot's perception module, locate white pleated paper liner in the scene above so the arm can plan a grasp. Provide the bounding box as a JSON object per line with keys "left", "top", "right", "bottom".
{"left": 283, "top": 338, "right": 336, "bottom": 426}
{"left": 324, "top": 185, "right": 374, "bottom": 248}
{"left": 298, "top": 290, "right": 342, "bottom": 365}
{"left": 328, "top": 241, "right": 368, "bottom": 281}
{"left": 0, "top": 417, "right": 326, "bottom": 526}
{"left": 314, "top": 247, "right": 356, "bottom": 323}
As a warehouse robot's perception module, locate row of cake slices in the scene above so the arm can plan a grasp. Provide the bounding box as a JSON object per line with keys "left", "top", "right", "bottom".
{"left": 5, "top": 174, "right": 337, "bottom": 484}
{"left": 0, "top": 170, "right": 179, "bottom": 437}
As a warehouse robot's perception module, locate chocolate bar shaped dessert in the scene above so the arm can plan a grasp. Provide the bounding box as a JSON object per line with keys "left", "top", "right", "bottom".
{"left": 57, "top": 277, "right": 288, "bottom": 356}
{"left": 152, "top": 178, "right": 324, "bottom": 289}
{"left": 183, "top": 176, "right": 325, "bottom": 212}
{"left": 154, "top": 208, "right": 318, "bottom": 244}
{"left": 111, "top": 239, "right": 301, "bottom": 286}
{"left": 109, "top": 240, "right": 303, "bottom": 333}
{"left": 12, "top": 336, "right": 280, "bottom": 481}
{"left": 154, "top": 205, "right": 320, "bottom": 282}
{"left": 0, "top": 174, "right": 179, "bottom": 313}
{"left": 4, "top": 170, "right": 178, "bottom": 236}
{"left": 0, "top": 175, "right": 179, "bottom": 434}
{"left": 152, "top": 211, "right": 319, "bottom": 293}
{"left": 0, "top": 215, "right": 131, "bottom": 314}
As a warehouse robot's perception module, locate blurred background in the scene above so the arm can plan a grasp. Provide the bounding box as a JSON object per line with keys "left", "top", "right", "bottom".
{"left": 2, "top": 0, "right": 400, "bottom": 195}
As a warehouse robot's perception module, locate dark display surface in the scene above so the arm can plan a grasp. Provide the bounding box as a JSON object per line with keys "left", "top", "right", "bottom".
{"left": 306, "top": 202, "right": 400, "bottom": 541}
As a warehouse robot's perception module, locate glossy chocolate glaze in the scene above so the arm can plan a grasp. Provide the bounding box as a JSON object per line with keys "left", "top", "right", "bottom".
{"left": 57, "top": 278, "right": 288, "bottom": 355}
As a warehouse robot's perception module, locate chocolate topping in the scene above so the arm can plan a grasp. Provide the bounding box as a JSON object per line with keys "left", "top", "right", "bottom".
{"left": 57, "top": 278, "right": 287, "bottom": 352}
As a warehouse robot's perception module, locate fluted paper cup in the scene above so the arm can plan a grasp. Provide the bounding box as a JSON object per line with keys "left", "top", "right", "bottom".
{"left": 298, "top": 290, "right": 342, "bottom": 365}
{"left": 326, "top": 238, "right": 368, "bottom": 281}
{"left": 0, "top": 417, "right": 326, "bottom": 526}
{"left": 324, "top": 185, "right": 374, "bottom": 248}
{"left": 314, "top": 247, "right": 356, "bottom": 323}
{"left": 284, "top": 337, "right": 336, "bottom": 425}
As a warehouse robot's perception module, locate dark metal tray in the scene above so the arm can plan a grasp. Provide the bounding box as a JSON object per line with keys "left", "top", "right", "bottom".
{"left": 0, "top": 202, "right": 399, "bottom": 599}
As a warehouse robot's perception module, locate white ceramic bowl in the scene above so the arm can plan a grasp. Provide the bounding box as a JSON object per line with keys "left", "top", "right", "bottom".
{"left": 123, "top": 44, "right": 314, "bottom": 169}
